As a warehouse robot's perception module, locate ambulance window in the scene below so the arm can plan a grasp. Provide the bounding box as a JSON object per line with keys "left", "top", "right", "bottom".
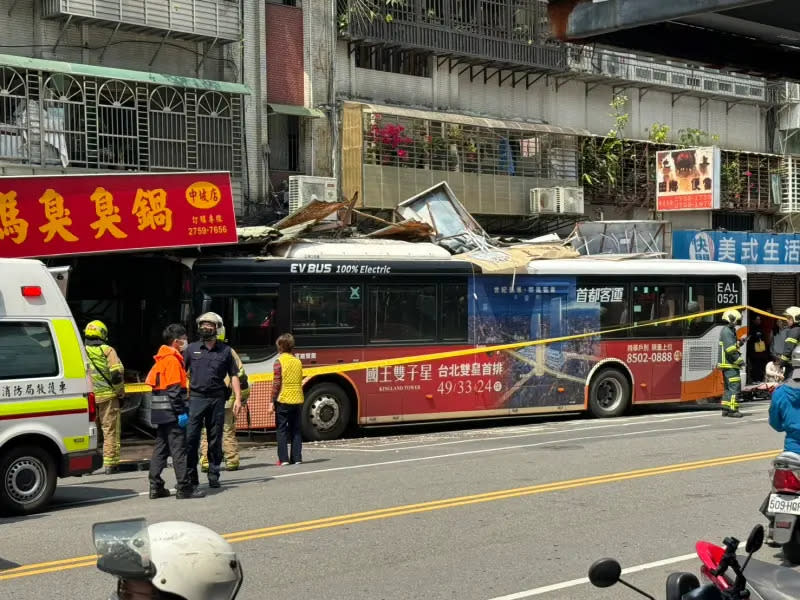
{"left": 0, "top": 322, "right": 59, "bottom": 380}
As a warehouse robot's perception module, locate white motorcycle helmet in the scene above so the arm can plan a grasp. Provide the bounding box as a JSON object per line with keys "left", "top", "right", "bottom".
{"left": 95, "top": 519, "right": 243, "bottom": 600}
{"left": 196, "top": 311, "right": 226, "bottom": 342}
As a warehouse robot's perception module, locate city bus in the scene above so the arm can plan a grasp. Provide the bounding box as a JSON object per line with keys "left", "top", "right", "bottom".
{"left": 190, "top": 245, "right": 747, "bottom": 440}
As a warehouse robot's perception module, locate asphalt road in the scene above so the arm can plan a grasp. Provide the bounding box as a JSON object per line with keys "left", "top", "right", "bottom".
{"left": 0, "top": 400, "right": 792, "bottom": 600}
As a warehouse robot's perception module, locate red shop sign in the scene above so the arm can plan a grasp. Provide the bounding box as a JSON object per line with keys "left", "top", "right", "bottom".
{"left": 0, "top": 171, "right": 238, "bottom": 259}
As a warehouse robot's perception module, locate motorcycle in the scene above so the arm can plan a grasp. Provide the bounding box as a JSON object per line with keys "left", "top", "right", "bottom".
{"left": 760, "top": 451, "right": 800, "bottom": 564}
{"left": 589, "top": 524, "right": 800, "bottom": 599}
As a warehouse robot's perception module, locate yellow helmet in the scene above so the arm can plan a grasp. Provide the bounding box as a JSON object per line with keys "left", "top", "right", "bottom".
{"left": 722, "top": 309, "right": 742, "bottom": 325}
{"left": 84, "top": 320, "right": 108, "bottom": 341}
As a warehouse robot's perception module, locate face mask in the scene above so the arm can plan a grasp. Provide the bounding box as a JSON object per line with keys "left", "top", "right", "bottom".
{"left": 199, "top": 327, "right": 216, "bottom": 341}
{"left": 177, "top": 339, "right": 187, "bottom": 352}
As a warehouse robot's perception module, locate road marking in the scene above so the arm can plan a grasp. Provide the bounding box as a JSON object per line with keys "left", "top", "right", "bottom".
{"left": 485, "top": 552, "right": 700, "bottom": 599}
{"left": 316, "top": 408, "right": 769, "bottom": 452}
{"left": 51, "top": 425, "right": 710, "bottom": 507}
{"left": 1, "top": 448, "right": 778, "bottom": 582}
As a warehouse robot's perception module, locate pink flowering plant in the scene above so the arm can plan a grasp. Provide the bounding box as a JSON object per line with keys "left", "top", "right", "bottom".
{"left": 369, "top": 114, "right": 414, "bottom": 166}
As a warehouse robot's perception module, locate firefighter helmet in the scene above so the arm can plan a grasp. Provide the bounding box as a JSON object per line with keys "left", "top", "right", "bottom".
{"left": 722, "top": 309, "right": 742, "bottom": 325}
{"left": 784, "top": 306, "right": 800, "bottom": 322}
{"left": 84, "top": 320, "right": 108, "bottom": 341}
{"left": 196, "top": 311, "right": 225, "bottom": 341}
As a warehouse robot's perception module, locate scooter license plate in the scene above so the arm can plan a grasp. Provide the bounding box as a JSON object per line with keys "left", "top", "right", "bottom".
{"left": 768, "top": 493, "right": 800, "bottom": 515}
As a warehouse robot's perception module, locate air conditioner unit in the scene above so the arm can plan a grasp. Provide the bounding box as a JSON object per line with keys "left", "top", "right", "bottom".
{"left": 556, "top": 187, "right": 585, "bottom": 214}
{"left": 530, "top": 187, "right": 559, "bottom": 214}
{"left": 287, "top": 175, "right": 338, "bottom": 213}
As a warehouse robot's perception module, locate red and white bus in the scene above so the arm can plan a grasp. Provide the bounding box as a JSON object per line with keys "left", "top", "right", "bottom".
{"left": 191, "top": 244, "right": 747, "bottom": 440}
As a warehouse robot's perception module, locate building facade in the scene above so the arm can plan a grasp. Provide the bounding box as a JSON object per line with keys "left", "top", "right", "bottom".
{"left": 271, "top": 0, "right": 790, "bottom": 237}
{"left": 0, "top": 0, "right": 268, "bottom": 216}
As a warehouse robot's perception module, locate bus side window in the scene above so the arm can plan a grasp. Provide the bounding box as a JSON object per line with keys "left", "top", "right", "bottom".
{"left": 369, "top": 285, "right": 436, "bottom": 343}
{"left": 599, "top": 284, "right": 630, "bottom": 339}
{"left": 632, "top": 284, "right": 683, "bottom": 338}
{"left": 441, "top": 283, "right": 468, "bottom": 342}
{"left": 685, "top": 283, "right": 715, "bottom": 337}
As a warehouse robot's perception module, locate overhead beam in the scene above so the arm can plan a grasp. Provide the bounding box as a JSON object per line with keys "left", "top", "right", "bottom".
{"left": 550, "top": 0, "right": 771, "bottom": 40}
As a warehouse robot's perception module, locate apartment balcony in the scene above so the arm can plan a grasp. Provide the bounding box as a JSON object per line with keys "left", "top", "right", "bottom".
{"left": 42, "top": 0, "right": 241, "bottom": 43}
{"left": 338, "top": 0, "right": 568, "bottom": 74}
{"left": 0, "top": 55, "right": 246, "bottom": 176}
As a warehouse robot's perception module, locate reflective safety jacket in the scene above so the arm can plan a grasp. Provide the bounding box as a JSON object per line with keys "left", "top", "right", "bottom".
{"left": 718, "top": 324, "right": 744, "bottom": 370}
{"left": 272, "top": 352, "right": 304, "bottom": 405}
{"left": 224, "top": 349, "right": 250, "bottom": 409}
{"left": 781, "top": 325, "right": 800, "bottom": 370}
{"left": 145, "top": 345, "right": 188, "bottom": 425}
{"left": 85, "top": 339, "right": 124, "bottom": 402}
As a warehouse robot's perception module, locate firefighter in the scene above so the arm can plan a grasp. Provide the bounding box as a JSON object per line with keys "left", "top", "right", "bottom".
{"left": 718, "top": 309, "right": 745, "bottom": 418}
{"left": 200, "top": 341, "right": 249, "bottom": 472}
{"left": 84, "top": 320, "right": 125, "bottom": 473}
{"left": 779, "top": 306, "right": 800, "bottom": 378}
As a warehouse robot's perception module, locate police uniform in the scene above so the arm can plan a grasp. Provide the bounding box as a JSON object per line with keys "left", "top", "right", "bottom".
{"left": 718, "top": 316, "right": 744, "bottom": 417}
{"left": 84, "top": 320, "right": 124, "bottom": 471}
{"left": 184, "top": 339, "right": 238, "bottom": 487}
{"left": 200, "top": 349, "right": 249, "bottom": 471}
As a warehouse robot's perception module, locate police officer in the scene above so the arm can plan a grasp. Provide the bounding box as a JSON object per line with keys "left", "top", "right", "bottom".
{"left": 200, "top": 344, "right": 249, "bottom": 472}
{"left": 779, "top": 306, "right": 800, "bottom": 378}
{"left": 184, "top": 312, "right": 242, "bottom": 489}
{"left": 84, "top": 320, "right": 125, "bottom": 473}
{"left": 718, "top": 309, "right": 745, "bottom": 418}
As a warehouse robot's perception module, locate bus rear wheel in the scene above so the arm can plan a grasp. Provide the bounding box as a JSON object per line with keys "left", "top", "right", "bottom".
{"left": 302, "top": 383, "right": 351, "bottom": 441}
{"left": 588, "top": 368, "right": 631, "bottom": 418}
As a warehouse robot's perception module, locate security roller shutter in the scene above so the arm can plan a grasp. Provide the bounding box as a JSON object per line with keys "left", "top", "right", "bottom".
{"left": 748, "top": 274, "right": 771, "bottom": 290}
{"left": 772, "top": 275, "right": 798, "bottom": 315}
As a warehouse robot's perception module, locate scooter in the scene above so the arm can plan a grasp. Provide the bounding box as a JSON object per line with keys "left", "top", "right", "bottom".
{"left": 760, "top": 451, "right": 800, "bottom": 563}
{"left": 589, "top": 524, "right": 800, "bottom": 599}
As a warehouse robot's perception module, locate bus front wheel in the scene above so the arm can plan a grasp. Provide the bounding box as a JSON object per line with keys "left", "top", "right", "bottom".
{"left": 302, "top": 383, "right": 351, "bottom": 441}
{"left": 588, "top": 368, "right": 631, "bottom": 418}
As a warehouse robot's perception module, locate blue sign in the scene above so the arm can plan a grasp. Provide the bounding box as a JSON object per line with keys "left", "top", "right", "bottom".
{"left": 673, "top": 230, "right": 800, "bottom": 271}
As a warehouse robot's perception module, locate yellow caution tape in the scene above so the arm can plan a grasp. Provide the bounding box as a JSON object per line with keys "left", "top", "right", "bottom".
{"left": 123, "top": 304, "right": 781, "bottom": 393}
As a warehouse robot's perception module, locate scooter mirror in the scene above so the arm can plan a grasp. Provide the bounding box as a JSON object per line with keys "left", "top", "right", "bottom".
{"left": 588, "top": 558, "right": 622, "bottom": 588}
{"left": 745, "top": 524, "right": 764, "bottom": 554}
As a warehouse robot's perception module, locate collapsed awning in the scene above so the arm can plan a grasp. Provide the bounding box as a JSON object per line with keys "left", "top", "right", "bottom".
{"left": 355, "top": 102, "right": 590, "bottom": 136}
{"left": 268, "top": 103, "right": 325, "bottom": 118}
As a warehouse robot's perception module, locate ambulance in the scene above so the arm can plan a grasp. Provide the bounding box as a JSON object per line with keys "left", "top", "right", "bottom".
{"left": 0, "top": 258, "right": 101, "bottom": 515}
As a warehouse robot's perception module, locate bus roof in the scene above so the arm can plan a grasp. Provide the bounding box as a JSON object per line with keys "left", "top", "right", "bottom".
{"left": 526, "top": 258, "right": 747, "bottom": 278}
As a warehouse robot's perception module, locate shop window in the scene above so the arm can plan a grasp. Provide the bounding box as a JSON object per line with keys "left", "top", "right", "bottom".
{"left": 369, "top": 285, "right": 436, "bottom": 343}
{"left": 0, "top": 322, "right": 58, "bottom": 380}
{"left": 291, "top": 285, "right": 363, "bottom": 336}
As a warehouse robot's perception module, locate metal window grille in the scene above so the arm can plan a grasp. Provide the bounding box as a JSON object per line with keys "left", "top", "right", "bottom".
{"left": 43, "top": 74, "right": 87, "bottom": 168}
{"left": 148, "top": 86, "right": 188, "bottom": 170}
{"left": 197, "top": 91, "right": 233, "bottom": 172}
{"left": 0, "top": 67, "right": 28, "bottom": 163}
{"left": 97, "top": 80, "right": 139, "bottom": 169}
{"left": 362, "top": 112, "right": 579, "bottom": 184}
{"left": 0, "top": 66, "right": 242, "bottom": 177}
